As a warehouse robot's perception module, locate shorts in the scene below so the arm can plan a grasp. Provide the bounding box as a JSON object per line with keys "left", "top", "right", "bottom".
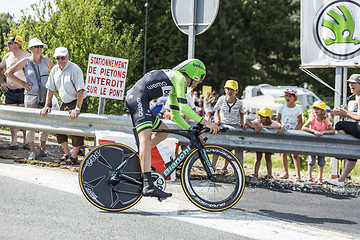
{"left": 125, "top": 89, "right": 162, "bottom": 133}
{"left": 25, "top": 94, "right": 49, "bottom": 142}
{"left": 56, "top": 98, "right": 88, "bottom": 147}
{"left": 204, "top": 107, "right": 212, "bottom": 113}
{"left": 308, "top": 155, "right": 325, "bottom": 167}
{"left": 335, "top": 121, "right": 360, "bottom": 139}
{"left": 4, "top": 88, "right": 24, "bottom": 104}
{"left": 256, "top": 152, "right": 274, "bottom": 155}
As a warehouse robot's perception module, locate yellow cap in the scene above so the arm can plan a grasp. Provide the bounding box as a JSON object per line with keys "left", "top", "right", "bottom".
{"left": 257, "top": 107, "right": 273, "bottom": 118}
{"left": 8, "top": 35, "right": 24, "bottom": 45}
{"left": 224, "top": 80, "right": 238, "bottom": 91}
{"left": 312, "top": 100, "right": 326, "bottom": 110}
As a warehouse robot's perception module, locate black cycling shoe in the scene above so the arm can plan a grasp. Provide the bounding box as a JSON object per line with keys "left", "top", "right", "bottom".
{"left": 142, "top": 185, "right": 172, "bottom": 198}
{"left": 142, "top": 172, "right": 172, "bottom": 198}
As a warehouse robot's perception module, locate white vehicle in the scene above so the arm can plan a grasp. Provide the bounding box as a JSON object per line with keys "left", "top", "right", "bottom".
{"left": 242, "top": 84, "right": 328, "bottom": 119}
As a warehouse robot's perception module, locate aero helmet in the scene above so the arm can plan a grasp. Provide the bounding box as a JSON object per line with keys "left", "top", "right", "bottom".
{"left": 173, "top": 58, "right": 206, "bottom": 82}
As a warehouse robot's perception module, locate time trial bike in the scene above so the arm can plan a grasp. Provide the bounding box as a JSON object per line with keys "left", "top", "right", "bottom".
{"left": 79, "top": 124, "right": 245, "bottom": 212}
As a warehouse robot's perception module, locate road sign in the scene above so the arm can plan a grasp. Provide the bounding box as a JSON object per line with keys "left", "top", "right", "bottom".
{"left": 171, "top": 0, "right": 219, "bottom": 35}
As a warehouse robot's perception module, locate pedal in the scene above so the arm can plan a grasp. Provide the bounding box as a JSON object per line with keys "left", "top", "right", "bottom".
{"left": 158, "top": 197, "right": 167, "bottom": 202}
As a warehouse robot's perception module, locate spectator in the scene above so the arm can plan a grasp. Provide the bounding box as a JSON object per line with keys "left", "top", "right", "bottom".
{"left": 0, "top": 35, "right": 30, "bottom": 150}
{"left": 212, "top": 80, "right": 244, "bottom": 175}
{"left": 5, "top": 38, "right": 55, "bottom": 160}
{"left": 244, "top": 107, "right": 284, "bottom": 180}
{"left": 302, "top": 101, "right": 335, "bottom": 185}
{"left": 244, "top": 107, "right": 285, "bottom": 180}
{"left": 197, "top": 92, "right": 204, "bottom": 116}
{"left": 328, "top": 74, "right": 360, "bottom": 187}
{"left": 276, "top": 89, "right": 303, "bottom": 181}
{"left": 204, "top": 91, "right": 214, "bottom": 121}
{"left": 40, "top": 47, "right": 88, "bottom": 165}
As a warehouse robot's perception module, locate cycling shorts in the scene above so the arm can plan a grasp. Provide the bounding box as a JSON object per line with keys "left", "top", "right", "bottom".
{"left": 125, "top": 89, "right": 162, "bottom": 133}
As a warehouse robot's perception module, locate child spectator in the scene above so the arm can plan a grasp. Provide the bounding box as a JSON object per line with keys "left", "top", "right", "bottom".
{"left": 244, "top": 107, "right": 285, "bottom": 180}
{"left": 204, "top": 91, "right": 215, "bottom": 121}
{"left": 302, "top": 101, "right": 335, "bottom": 185}
{"left": 276, "top": 88, "right": 303, "bottom": 181}
{"left": 211, "top": 80, "right": 244, "bottom": 174}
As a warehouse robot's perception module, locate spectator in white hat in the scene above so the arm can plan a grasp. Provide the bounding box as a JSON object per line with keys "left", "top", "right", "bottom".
{"left": 40, "top": 47, "right": 88, "bottom": 165}
{"left": 276, "top": 88, "right": 303, "bottom": 181}
{"left": 5, "top": 38, "right": 55, "bottom": 160}
{"left": 328, "top": 74, "right": 360, "bottom": 187}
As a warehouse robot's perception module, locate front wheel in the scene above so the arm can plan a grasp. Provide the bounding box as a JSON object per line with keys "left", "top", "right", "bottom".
{"left": 181, "top": 145, "right": 245, "bottom": 211}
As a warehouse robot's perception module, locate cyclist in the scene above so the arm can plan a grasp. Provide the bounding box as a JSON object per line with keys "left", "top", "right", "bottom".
{"left": 113, "top": 59, "right": 220, "bottom": 198}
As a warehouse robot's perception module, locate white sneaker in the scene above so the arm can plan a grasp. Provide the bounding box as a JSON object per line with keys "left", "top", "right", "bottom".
{"left": 326, "top": 178, "right": 345, "bottom": 187}
{"left": 28, "top": 152, "right": 36, "bottom": 160}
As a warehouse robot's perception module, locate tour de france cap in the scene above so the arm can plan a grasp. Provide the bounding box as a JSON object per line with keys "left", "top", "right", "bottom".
{"left": 224, "top": 80, "right": 238, "bottom": 91}
{"left": 53, "top": 47, "right": 68, "bottom": 57}
{"left": 312, "top": 100, "right": 326, "bottom": 110}
{"left": 28, "top": 38, "right": 48, "bottom": 48}
{"left": 7, "top": 35, "right": 24, "bottom": 45}
{"left": 257, "top": 107, "right": 273, "bottom": 118}
{"left": 284, "top": 88, "right": 298, "bottom": 96}
{"left": 347, "top": 74, "right": 360, "bottom": 83}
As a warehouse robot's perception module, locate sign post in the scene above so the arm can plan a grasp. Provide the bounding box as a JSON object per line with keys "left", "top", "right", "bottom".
{"left": 171, "top": 0, "right": 219, "bottom": 59}
{"left": 85, "top": 54, "right": 129, "bottom": 114}
{"left": 301, "top": 0, "right": 360, "bottom": 178}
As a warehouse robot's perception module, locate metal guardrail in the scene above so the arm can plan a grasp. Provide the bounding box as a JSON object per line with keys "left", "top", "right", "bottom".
{"left": 1, "top": 105, "right": 360, "bottom": 159}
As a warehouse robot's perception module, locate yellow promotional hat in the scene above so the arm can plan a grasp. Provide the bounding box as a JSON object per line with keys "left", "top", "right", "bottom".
{"left": 257, "top": 107, "right": 273, "bottom": 118}
{"left": 312, "top": 100, "right": 326, "bottom": 110}
{"left": 8, "top": 35, "right": 24, "bottom": 45}
{"left": 224, "top": 80, "right": 238, "bottom": 91}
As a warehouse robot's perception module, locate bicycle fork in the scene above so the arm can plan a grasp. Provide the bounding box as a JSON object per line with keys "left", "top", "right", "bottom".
{"left": 197, "top": 144, "right": 216, "bottom": 179}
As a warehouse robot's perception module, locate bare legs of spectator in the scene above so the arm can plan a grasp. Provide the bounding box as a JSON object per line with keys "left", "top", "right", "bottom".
{"left": 292, "top": 154, "right": 301, "bottom": 180}
{"left": 9, "top": 127, "right": 27, "bottom": 147}
{"left": 211, "top": 154, "right": 229, "bottom": 175}
{"left": 281, "top": 153, "right": 301, "bottom": 180}
{"left": 61, "top": 142, "right": 80, "bottom": 159}
{"left": 280, "top": 154, "right": 289, "bottom": 179}
{"left": 338, "top": 161, "right": 356, "bottom": 183}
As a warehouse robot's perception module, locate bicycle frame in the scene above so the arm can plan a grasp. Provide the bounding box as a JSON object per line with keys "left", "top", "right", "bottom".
{"left": 112, "top": 127, "right": 216, "bottom": 182}
{"left": 151, "top": 128, "right": 216, "bottom": 180}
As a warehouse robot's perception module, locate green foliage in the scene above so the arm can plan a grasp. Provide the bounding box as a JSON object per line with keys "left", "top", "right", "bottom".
{"left": 0, "top": 0, "right": 341, "bottom": 113}
{"left": 111, "top": 0, "right": 186, "bottom": 86}
{"left": 0, "top": 13, "right": 14, "bottom": 52}
{"left": 302, "top": 108, "right": 312, "bottom": 124}
{"left": 1, "top": 0, "right": 142, "bottom": 114}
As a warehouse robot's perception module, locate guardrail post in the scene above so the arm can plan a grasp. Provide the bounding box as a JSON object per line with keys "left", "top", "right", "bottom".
{"left": 234, "top": 148, "right": 243, "bottom": 165}
{"left": 331, "top": 67, "right": 343, "bottom": 178}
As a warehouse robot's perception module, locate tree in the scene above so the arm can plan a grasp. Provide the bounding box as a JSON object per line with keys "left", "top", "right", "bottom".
{"left": 0, "top": 13, "right": 14, "bottom": 52}
{"left": 1, "top": 0, "right": 143, "bottom": 114}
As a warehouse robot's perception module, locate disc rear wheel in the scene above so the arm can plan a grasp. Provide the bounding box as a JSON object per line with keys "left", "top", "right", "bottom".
{"left": 79, "top": 143, "right": 142, "bottom": 211}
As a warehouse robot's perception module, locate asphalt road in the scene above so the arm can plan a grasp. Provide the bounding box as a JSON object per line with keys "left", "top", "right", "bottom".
{"left": 0, "top": 160, "right": 359, "bottom": 240}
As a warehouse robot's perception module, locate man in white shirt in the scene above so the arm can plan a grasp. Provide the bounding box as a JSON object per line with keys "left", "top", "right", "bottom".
{"left": 40, "top": 47, "right": 87, "bottom": 165}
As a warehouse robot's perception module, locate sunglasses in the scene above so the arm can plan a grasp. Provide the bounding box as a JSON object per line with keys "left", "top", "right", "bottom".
{"left": 55, "top": 56, "right": 66, "bottom": 60}
{"left": 33, "top": 45, "right": 44, "bottom": 49}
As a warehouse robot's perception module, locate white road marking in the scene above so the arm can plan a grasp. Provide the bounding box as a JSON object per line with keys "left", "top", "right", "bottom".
{"left": 0, "top": 161, "right": 355, "bottom": 240}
